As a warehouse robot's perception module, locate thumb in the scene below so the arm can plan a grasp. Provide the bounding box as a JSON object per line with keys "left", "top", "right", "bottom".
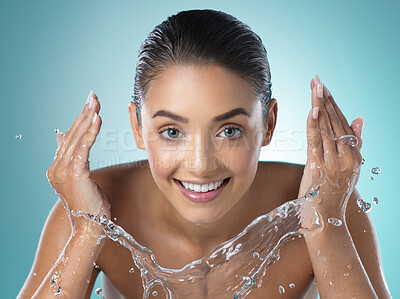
{"left": 350, "top": 116, "right": 364, "bottom": 150}
{"left": 56, "top": 132, "right": 64, "bottom": 148}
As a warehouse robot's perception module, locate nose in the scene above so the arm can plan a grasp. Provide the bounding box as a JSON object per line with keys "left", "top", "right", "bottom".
{"left": 183, "top": 128, "right": 220, "bottom": 174}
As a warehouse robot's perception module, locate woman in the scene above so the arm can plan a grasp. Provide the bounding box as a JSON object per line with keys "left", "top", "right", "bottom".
{"left": 18, "top": 9, "right": 390, "bottom": 298}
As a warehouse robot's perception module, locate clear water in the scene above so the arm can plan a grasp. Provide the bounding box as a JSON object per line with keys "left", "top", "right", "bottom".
{"left": 73, "top": 188, "right": 324, "bottom": 298}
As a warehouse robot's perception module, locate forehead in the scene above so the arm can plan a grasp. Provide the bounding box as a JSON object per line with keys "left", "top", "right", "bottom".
{"left": 144, "top": 64, "right": 259, "bottom": 117}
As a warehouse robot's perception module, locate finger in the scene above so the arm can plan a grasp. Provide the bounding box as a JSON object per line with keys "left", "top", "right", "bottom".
{"left": 350, "top": 116, "right": 364, "bottom": 153}
{"left": 306, "top": 106, "right": 324, "bottom": 167}
{"left": 74, "top": 112, "right": 103, "bottom": 170}
{"left": 57, "top": 132, "right": 64, "bottom": 147}
{"left": 322, "top": 85, "right": 354, "bottom": 136}
{"left": 56, "top": 91, "right": 94, "bottom": 158}
{"left": 322, "top": 86, "right": 354, "bottom": 160}
{"left": 62, "top": 94, "right": 101, "bottom": 162}
{"left": 312, "top": 82, "right": 338, "bottom": 165}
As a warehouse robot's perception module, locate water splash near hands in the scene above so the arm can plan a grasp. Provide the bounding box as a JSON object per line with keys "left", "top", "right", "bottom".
{"left": 73, "top": 191, "right": 323, "bottom": 298}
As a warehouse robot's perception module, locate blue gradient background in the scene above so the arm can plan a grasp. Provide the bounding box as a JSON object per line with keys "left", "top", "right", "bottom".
{"left": 1, "top": 0, "right": 398, "bottom": 297}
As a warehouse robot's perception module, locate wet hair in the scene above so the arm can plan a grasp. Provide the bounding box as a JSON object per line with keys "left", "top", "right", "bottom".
{"left": 132, "top": 9, "right": 272, "bottom": 128}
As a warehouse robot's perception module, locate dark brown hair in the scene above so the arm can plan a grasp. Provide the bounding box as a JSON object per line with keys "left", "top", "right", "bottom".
{"left": 132, "top": 9, "right": 272, "bottom": 128}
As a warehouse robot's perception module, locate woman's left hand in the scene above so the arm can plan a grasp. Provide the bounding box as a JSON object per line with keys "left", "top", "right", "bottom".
{"left": 298, "top": 75, "right": 364, "bottom": 220}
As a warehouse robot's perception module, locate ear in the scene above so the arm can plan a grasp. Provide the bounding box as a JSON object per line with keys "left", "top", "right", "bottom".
{"left": 128, "top": 101, "right": 145, "bottom": 150}
{"left": 261, "top": 98, "right": 278, "bottom": 147}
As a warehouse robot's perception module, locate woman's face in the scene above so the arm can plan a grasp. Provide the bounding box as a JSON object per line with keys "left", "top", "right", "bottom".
{"left": 130, "top": 64, "right": 277, "bottom": 225}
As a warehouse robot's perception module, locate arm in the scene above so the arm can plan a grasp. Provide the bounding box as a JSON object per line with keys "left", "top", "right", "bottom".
{"left": 18, "top": 91, "right": 110, "bottom": 298}
{"left": 298, "top": 76, "right": 390, "bottom": 298}
{"left": 17, "top": 200, "right": 103, "bottom": 299}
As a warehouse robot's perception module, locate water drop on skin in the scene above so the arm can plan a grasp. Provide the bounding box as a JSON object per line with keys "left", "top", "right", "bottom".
{"left": 152, "top": 291, "right": 158, "bottom": 296}
{"left": 279, "top": 285, "right": 285, "bottom": 294}
{"left": 15, "top": 134, "right": 22, "bottom": 140}
{"left": 95, "top": 288, "right": 102, "bottom": 294}
{"left": 129, "top": 267, "right": 135, "bottom": 273}
{"left": 370, "top": 167, "right": 381, "bottom": 175}
{"left": 253, "top": 252, "right": 260, "bottom": 258}
{"left": 327, "top": 218, "right": 343, "bottom": 227}
{"left": 289, "top": 283, "right": 295, "bottom": 288}
{"left": 357, "top": 198, "right": 372, "bottom": 213}
{"left": 372, "top": 197, "right": 379, "bottom": 204}
{"left": 33, "top": 272, "right": 36, "bottom": 276}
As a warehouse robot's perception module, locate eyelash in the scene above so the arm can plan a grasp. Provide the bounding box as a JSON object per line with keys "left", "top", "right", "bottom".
{"left": 158, "top": 125, "right": 246, "bottom": 143}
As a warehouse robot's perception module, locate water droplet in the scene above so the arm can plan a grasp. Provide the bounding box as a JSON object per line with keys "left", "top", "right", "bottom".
{"left": 54, "top": 128, "right": 60, "bottom": 133}
{"left": 129, "top": 267, "right": 135, "bottom": 273}
{"left": 335, "top": 135, "right": 358, "bottom": 147}
{"left": 362, "top": 158, "right": 365, "bottom": 165}
{"left": 363, "top": 229, "right": 367, "bottom": 233}
{"left": 289, "top": 283, "right": 295, "bottom": 288}
{"left": 274, "top": 225, "right": 278, "bottom": 232}
{"left": 15, "top": 134, "right": 22, "bottom": 140}
{"left": 152, "top": 291, "right": 158, "bottom": 296}
{"left": 357, "top": 198, "right": 372, "bottom": 213}
{"left": 347, "top": 264, "right": 352, "bottom": 270}
{"left": 113, "top": 217, "right": 117, "bottom": 221}
{"left": 33, "top": 272, "right": 37, "bottom": 276}
{"left": 372, "top": 197, "right": 378, "bottom": 204}
{"left": 370, "top": 176, "right": 374, "bottom": 181}
{"left": 93, "top": 262, "right": 99, "bottom": 269}
{"left": 86, "top": 279, "right": 90, "bottom": 284}
{"left": 327, "top": 218, "right": 343, "bottom": 226}
{"left": 279, "top": 285, "right": 285, "bottom": 294}
{"left": 253, "top": 252, "right": 260, "bottom": 258}
{"left": 243, "top": 276, "right": 252, "bottom": 287}
{"left": 344, "top": 273, "right": 349, "bottom": 277}
{"left": 95, "top": 288, "right": 102, "bottom": 294}
{"left": 329, "top": 281, "right": 334, "bottom": 287}
{"left": 370, "top": 167, "right": 381, "bottom": 175}
{"left": 316, "top": 249, "right": 321, "bottom": 256}
{"left": 55, "top": 285, "right": 61, "bottom": 295}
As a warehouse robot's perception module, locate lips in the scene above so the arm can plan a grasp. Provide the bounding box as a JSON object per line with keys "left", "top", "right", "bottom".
{"left": 174, "top": 177, "right": 230, "bottom": 203}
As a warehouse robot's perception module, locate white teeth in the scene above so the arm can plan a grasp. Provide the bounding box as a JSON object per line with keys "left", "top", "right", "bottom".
{"left": 180, "top": 179, "right": 226, "bottom": 193}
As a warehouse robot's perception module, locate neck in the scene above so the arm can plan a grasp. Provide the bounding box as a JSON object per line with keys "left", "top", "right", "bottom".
{"left": 159, "top": 188, "right": 257, "bottom": 255}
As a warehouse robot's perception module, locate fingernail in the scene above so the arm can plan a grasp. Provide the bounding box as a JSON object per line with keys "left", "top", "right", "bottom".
{"left": 313, "top": 75, "right": 321, "bottom": 86}
{"left": 89, "top": 94, "right": 94, "bottom": 109}
{"left": 313, "top": 107, "right": 319, "bottom": 120}
{"left": 317, "top": 83, "right": 323, "bottom": 98}
{"left": 92, "top": 112, "right": 98, "bottom": 124}
{"left": 86, "top": 90, "right": 93, "bottom": 104}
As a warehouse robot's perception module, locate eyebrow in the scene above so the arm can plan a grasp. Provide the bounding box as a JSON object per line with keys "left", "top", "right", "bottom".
{"left": 152, "top": 107, "right": 251, "bottom": 123}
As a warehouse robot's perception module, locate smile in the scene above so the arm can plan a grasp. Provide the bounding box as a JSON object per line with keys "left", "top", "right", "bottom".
{"left": 173, "top": 177, "right": 230, "bottom": 203}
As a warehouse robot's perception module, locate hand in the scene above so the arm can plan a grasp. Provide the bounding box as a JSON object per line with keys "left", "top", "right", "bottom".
{"left": 46, "top": 91, "right": 111, "bottom": 224}
{"left": 298, "top": 75, "right": 364, "bottom": 220}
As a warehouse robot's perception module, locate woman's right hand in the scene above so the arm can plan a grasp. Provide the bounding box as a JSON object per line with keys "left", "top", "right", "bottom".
{"left": 46, "top": 90, "right": 111, "bottom": 223}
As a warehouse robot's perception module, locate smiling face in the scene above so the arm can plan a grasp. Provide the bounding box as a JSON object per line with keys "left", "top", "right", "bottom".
{"left": 129, "top": 64, "right": 277, "bottom": 225}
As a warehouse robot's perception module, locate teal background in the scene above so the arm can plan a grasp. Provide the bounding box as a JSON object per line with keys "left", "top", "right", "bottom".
{"left": 1, "top": 0, "right": 398, "bottom": 297}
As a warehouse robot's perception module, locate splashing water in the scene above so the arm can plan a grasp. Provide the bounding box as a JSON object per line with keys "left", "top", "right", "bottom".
{"left": 95, "top": 288, "right": 103, "bottom": 294}
{"left": 278, "top": 285, "right": 285, "bottom": 294}
{"left": 327, "top": 218, "right": 343, "bottom": 227}
{"left": 334, "top": 135, "right": 358, "bottom": 147}
{"left": 370, "top": 167, "right": 381, "bottom": 175}
{"left": 73, "top": 190, "right": 323, "bottom": 299}
{"left": 357, "top": 198, "right": 372, "bottom": 213}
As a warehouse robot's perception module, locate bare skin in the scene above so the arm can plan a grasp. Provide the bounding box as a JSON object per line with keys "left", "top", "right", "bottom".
{"left": 18, "top": 65, "right": 391, "bottom": 298}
